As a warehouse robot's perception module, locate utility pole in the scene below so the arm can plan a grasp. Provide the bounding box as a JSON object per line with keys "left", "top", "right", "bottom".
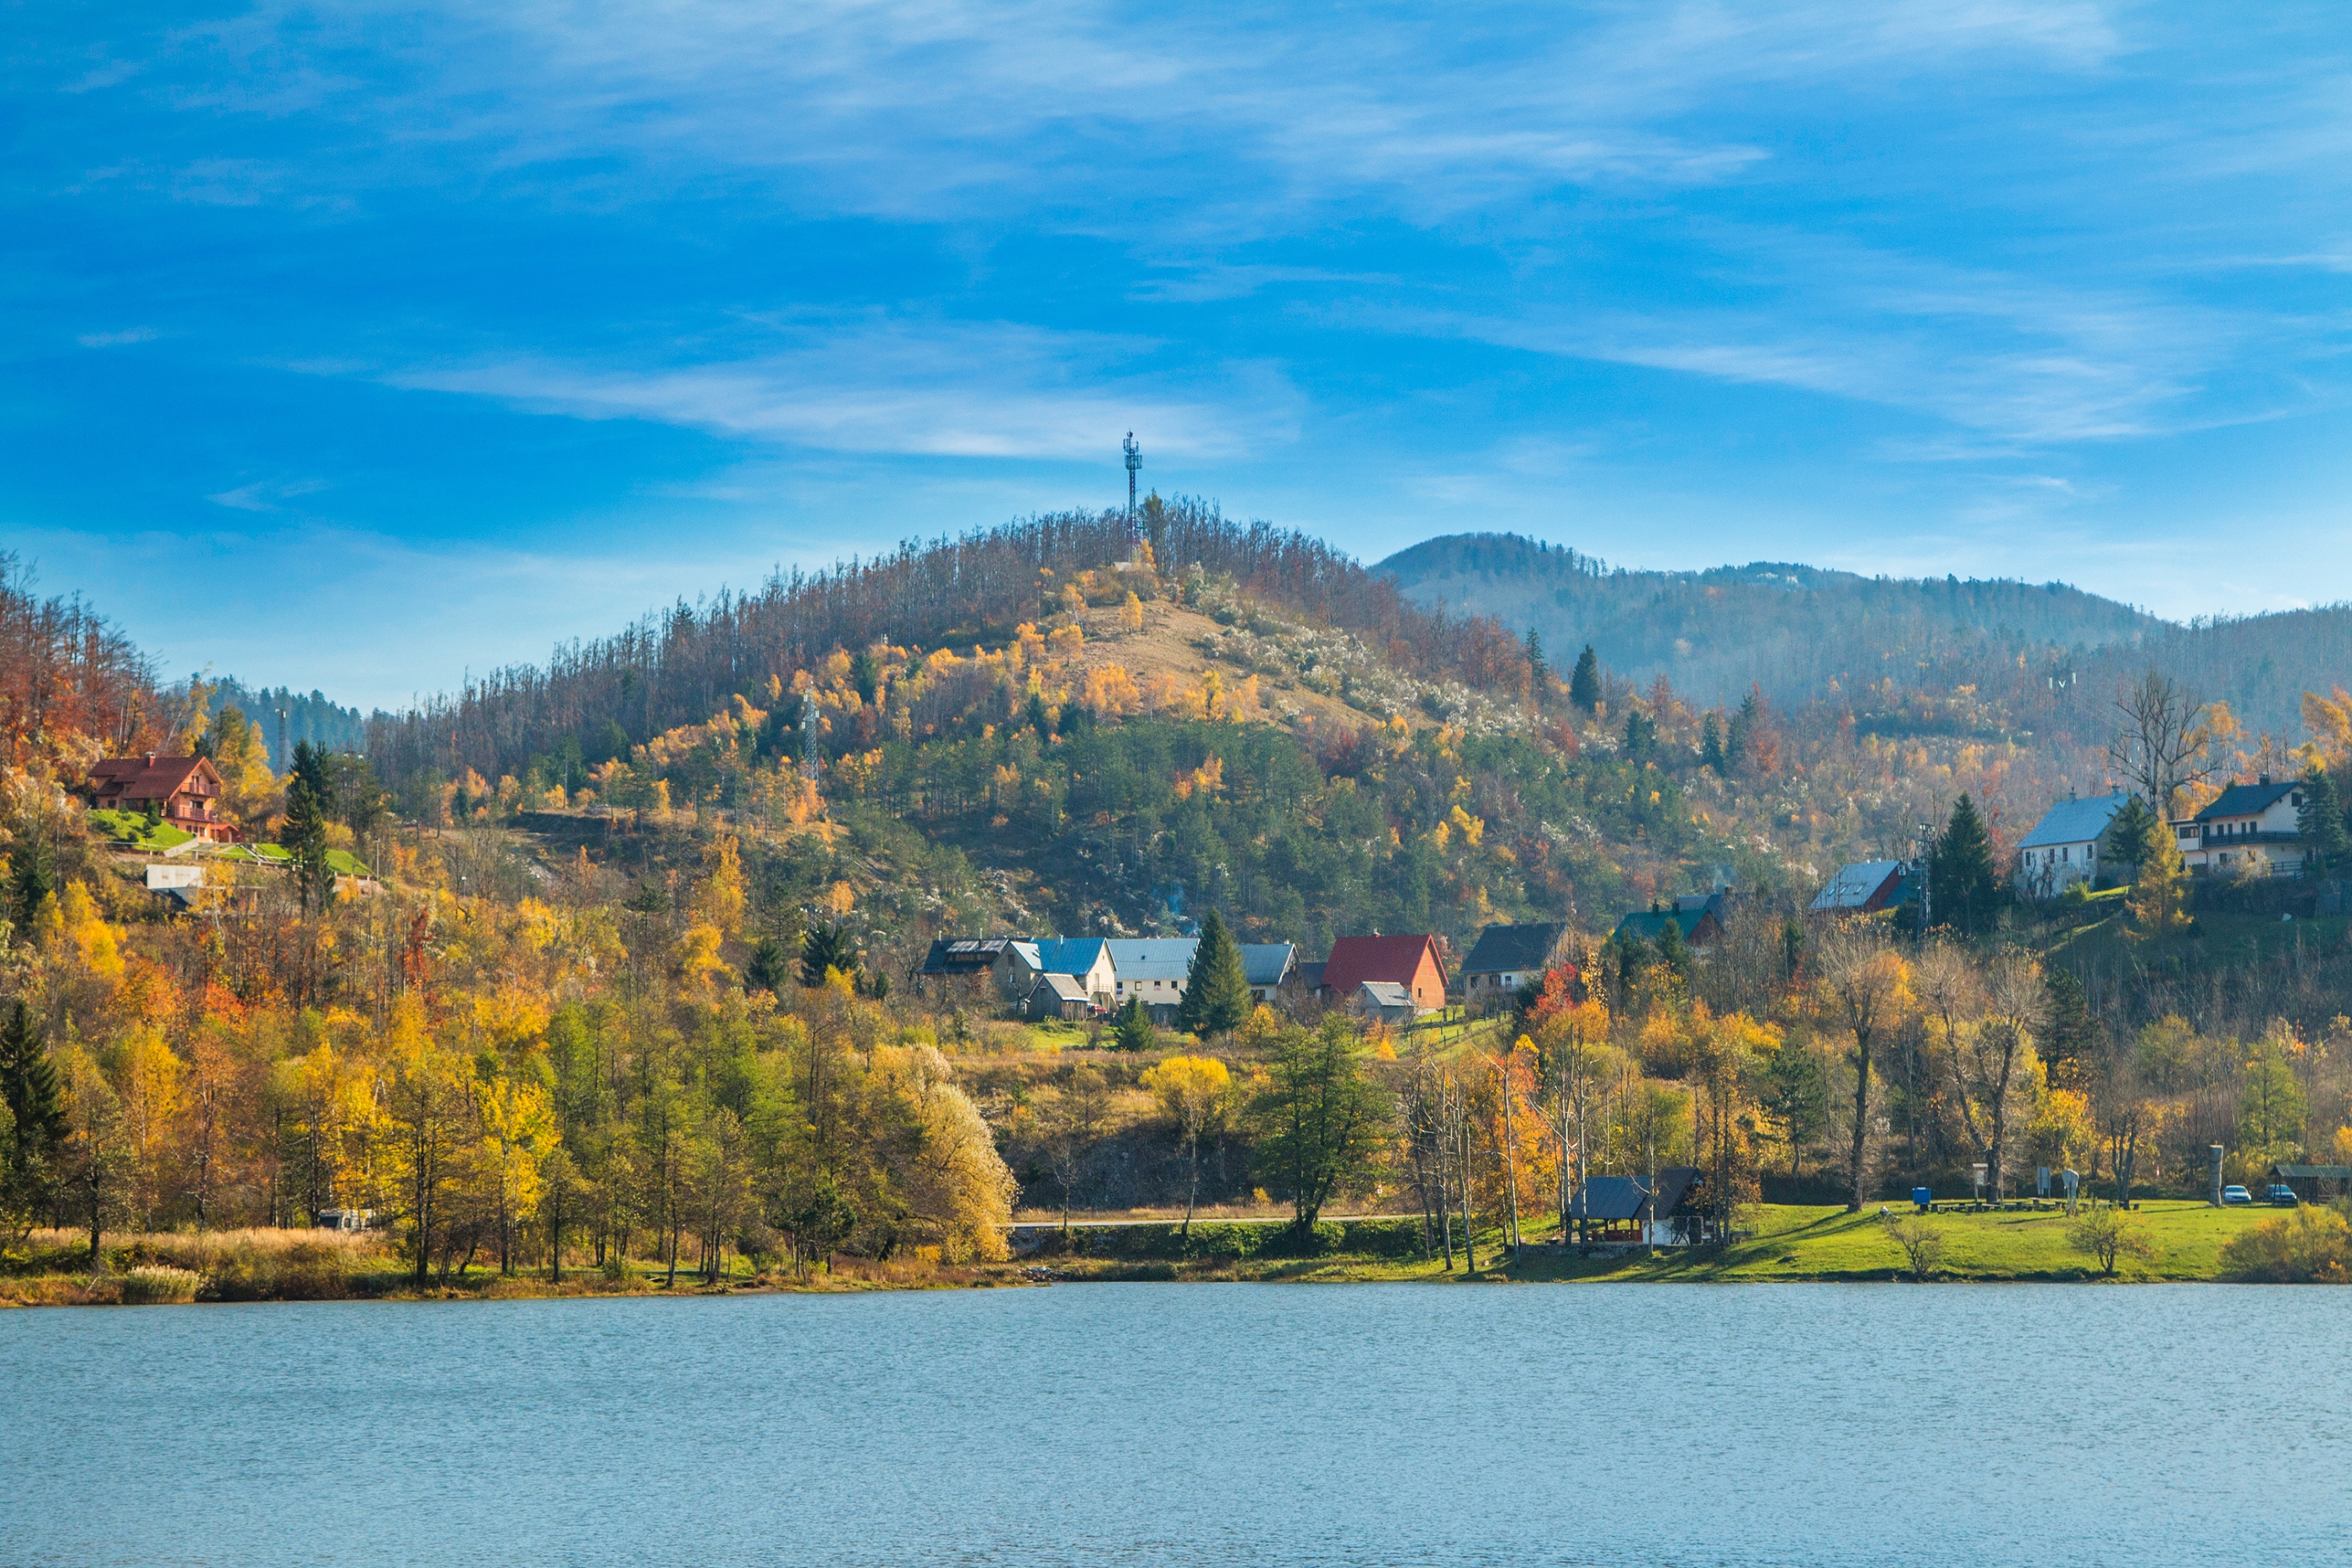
{"left": 1917, "top": 820, "right": 1933, "bottom": 934}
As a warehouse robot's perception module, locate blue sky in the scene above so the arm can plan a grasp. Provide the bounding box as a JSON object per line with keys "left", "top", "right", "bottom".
{"left": 8, "top": 3, "right": 2352, "bottom": 710}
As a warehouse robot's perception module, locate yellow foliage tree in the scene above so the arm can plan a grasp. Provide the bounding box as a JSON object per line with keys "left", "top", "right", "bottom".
{"left": 2127, "top": 825, "right": 2191, "bottom": 941}
{"left": 695, "top": 834, "right": 746, "bottom": 941}
{"left": 1140, "top": 1053, "right": 1234, "bottom": 1234}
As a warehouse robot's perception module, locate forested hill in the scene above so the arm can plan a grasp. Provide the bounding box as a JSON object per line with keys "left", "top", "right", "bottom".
{"left": 1378, "top": 533, "right": 2161, "bottom": 711}
{"left": 364, "top": 500, "right": 1528, "bottom": 789}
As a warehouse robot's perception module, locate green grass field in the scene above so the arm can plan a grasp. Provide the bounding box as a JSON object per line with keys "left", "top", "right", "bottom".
{"left": 1035, "top": 1201, "right": 2301, "bottom": 1284}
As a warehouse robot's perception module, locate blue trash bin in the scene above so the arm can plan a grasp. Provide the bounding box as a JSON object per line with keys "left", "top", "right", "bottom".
{"left": 1912, "top": 1188, "right": 1932, "bottom": 1212}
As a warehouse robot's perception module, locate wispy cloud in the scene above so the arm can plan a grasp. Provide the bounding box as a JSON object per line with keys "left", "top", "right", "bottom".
{"left": 78, "top": 326, "right": 158, "bottom": 347}
{"left": 371, "top": 317, "right": 1293, "bottom": 460}
{"left": 207, "top": 477, "right": 332, "bottom": 512}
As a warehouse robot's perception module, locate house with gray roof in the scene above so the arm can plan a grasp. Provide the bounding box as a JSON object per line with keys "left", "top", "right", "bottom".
{"left": 1106, "top": 938, "right": 1198, "bottom": 1023}
{"left": 2178, "top": 776, "right": 2308, "bottom": 878}
{"left": 1810, "top": 860, "right": 1913, "bottom": 914}
{"left": 2015, "top": 790, "right": 2133, "bottom": 899}
{"left": 1239, "top": 942, "right": 1296, "bottom": 1002}
{"left": 1459, "top": 921, "right": 1576, "bottom": 1013}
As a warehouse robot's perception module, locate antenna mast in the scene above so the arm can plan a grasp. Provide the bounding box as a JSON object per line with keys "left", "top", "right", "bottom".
{"left": 1123, "top": 431, "right": 1141, "bottom": 551}
{"left": 800, "top": 693, "right": 821, "bottom": 786}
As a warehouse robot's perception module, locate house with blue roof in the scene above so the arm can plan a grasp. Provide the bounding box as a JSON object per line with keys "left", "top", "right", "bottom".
{"left": 2016, "top": 790, "right": 2134, "bottom": 899}
{"left": 1001, "top": 937, "right": 1118, "bottom": 1008}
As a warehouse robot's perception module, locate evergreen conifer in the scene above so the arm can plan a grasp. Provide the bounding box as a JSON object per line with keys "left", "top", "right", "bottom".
{"left": 0, "top": 1000, "right": 67, "bottom": 1223}
{"left": 1568, "top": 644, "right": 1602, "bottom": 712}
{"left": 1177, "top": 911, "right": 1254, "bottom": 1035}
{"left": 282, "top": 740, "right": 337, "bottom": 911}
{"left": 2106, "top": 793, "right": 2161, "bottom": 880}
{"left": 2298, "top": 766, "right": 2350, "bottom": 877}
{"left": 1932, "top": 794, "right": 2002, "bottom": 934}
{"left": 1113, "top": 996, "right": 1157, "bottom": 1052}
{"left": 1700, "top": 713, "right": 1726, "bottom": 773}
{"left": 1525, "top": 630, "right": 1547, "bottom": 691}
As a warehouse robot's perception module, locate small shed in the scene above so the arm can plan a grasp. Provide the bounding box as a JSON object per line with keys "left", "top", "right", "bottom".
{"left": 2268, "top": 1162, "right": 2352, "bottom": 1203}
{"left": 1567, "top": 1166, "right": 1707, "bottom": 1244}
{"left": 1354, "top": 980, "right": 1421, "bottom": 1024}
{"left": 1024, "top": 974, "right": 1093, "bottom": 1023}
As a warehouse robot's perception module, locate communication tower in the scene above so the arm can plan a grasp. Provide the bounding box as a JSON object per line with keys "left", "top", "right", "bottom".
{"left": 800, "top": 693, "right": 821, "bottom": 785}
{"left": 1123, "top": 431, "right": 1142, "bottom": 549}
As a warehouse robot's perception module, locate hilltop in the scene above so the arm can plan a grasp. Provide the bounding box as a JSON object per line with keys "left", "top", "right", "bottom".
{"left": 1378, "top": 532, "right": 2352, "bottom": 742}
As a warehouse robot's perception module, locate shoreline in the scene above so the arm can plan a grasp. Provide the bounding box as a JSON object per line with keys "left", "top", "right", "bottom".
{"left": 4, "top": 1200, "right": 2327, "bottom": 1304}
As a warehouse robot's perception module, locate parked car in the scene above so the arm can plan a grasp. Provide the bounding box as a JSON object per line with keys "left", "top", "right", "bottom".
{"left": 2265, "top": 1184, "right": 2300, "bottom": 1206}
{"left": 2221, "top": 1184, "right": 2255, "bottom": 1206}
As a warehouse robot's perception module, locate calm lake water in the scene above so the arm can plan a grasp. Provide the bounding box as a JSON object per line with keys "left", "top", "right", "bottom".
{"left": 3, "top": 1282, "right": 2345, "bottom": 1566}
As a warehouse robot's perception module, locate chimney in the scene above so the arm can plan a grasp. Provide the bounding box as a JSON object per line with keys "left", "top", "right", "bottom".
{"left": 146, "top": 753, "right": 156, "bottom": 765}
{"left": 2258, "top": 774, "right": 2271, "bottom": 787}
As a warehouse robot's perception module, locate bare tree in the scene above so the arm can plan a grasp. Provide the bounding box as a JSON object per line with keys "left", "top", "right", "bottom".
{"left": 2109, "top": 668, "right": 2217, "bottom": 816}
{"left": 1956, "top": 950, "right": 2046, "bottom": 1202}
{"left": 1814, "top": 919, "right": 1913, "bottom": 1212}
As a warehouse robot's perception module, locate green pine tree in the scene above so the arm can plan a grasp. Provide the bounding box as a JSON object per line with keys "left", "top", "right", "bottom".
{"left": 1568, "top": 644, "right": 1602, "bottom": 713}
{"left": 745, "top": 936, "right": 789, "bottom": 996}
{"left": 2298, "top": 767, "right": 2350, "bottom": 878}
{"left": 2106, "top": 793, "right": 2162, "bottom": 880}
{"left": 282, "top": 740, "right": 337, "bottom": 912}
{"left": 1, "top": 1000, "right": 68, "bottom": 1228}
{"left": 1178, "top": 911, "right": 1255, "bottom": 1035}
{"left": 1113, "top": 996, "right": 1157, "bottom": 1053}
{"left": 1525, "top": 630, "right": 1548, "bottom": 690}
{"left": 799, "top": 922, "right": 858, "bottom": 989}
{"left": 1700, "top": 713, "right": 1726, "bottom": 773}
{"left": 1932, "top": 793, "right": 2003, "bottom": 935}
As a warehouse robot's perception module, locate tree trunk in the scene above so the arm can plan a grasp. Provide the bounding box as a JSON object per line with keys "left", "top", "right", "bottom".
{"left": 1459, "top": 1122, "right": 1477, "bottom": 1274}
{"left": 1845, "top": 1033, "right": 1874, "bottom": 1212}
{"left": 1181, "top": 1137, "right": 1199, "bottom": 1239}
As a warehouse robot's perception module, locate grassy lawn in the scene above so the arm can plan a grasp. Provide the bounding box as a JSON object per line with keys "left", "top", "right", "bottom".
{"left": 88, "top": 809, "right": 196, "bottom": 853}
{"left": 1030, "top": 1201, "right": 2298, "bottom": 1284}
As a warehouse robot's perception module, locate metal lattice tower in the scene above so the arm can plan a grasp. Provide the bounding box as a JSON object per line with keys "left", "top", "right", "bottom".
{"left": 800, "top": 693, "right": 821, "bottom": 785}
{"left": 1123, "top": 431, "right": 1141, "bottom": 549}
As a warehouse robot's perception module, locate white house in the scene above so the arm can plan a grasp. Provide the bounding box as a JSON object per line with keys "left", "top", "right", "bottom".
{"left": 2177, "top": 776, "right": 2306, "bottom": 877}
{"left": 1105, "top": 938, "right": 1198, "bottom": 1022}
{"left": 1002, "top": 938, "right": 1118, "bottom": 1007}
{"left": 2015, "top": 791, "right": 2133, "bottom": 899}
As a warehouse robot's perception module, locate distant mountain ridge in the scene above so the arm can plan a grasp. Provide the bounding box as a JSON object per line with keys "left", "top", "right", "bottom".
{"left": 1377, "top": 533, "right": 2162, "bottom": 711}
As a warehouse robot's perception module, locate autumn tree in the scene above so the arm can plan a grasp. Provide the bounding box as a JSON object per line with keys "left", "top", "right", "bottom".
{"left": 1140, "top": 1053, "right": 1233, "bottom": 1236}
{"left": 1814, "top": 919, "right": 1913, "bottom": 1212}
{"left": 2109, "top": 668, "right": 2216, "bottom": 815}
{"left": 2126, "top": 824, "right": 2190, "bottom": 941}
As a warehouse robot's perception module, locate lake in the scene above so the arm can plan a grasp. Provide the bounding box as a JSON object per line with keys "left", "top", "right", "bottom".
{"left": 3, "top": 1282, "right": 2344, "bottom": 1565}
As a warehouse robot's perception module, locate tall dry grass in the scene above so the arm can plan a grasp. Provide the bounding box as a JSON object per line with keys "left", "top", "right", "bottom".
{"left": 21, "top": 1226, "right": 399, "bottom": 1300}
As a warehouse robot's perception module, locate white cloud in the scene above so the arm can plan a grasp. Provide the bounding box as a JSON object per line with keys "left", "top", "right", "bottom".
{"left": 372, "top": 317, "right": 1294, "bottom": 460}
{"left": 207, "top": 477, "right": 333, "bottom": 512}
{"left": 77, "top": 326, "right": 158, "bottom": 347}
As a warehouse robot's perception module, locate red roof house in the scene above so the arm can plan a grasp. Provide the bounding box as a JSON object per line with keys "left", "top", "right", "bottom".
{"left": 1318, "top": 935, "right": 1449, "bottom": 1013}
{"left": 86, "top": 754, "right": 235, "bottom": 842}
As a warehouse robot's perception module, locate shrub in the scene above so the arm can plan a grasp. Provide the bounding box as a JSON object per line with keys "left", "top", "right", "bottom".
{"left": 2222, "top": 1205, "right": 2352, "bottom": 1283}
{"left": 2068, "top": 1205, "right": 2157, "bottom": 1277}
{"left": 118, "top": 1266, "right": 202, "bottom": 1305}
